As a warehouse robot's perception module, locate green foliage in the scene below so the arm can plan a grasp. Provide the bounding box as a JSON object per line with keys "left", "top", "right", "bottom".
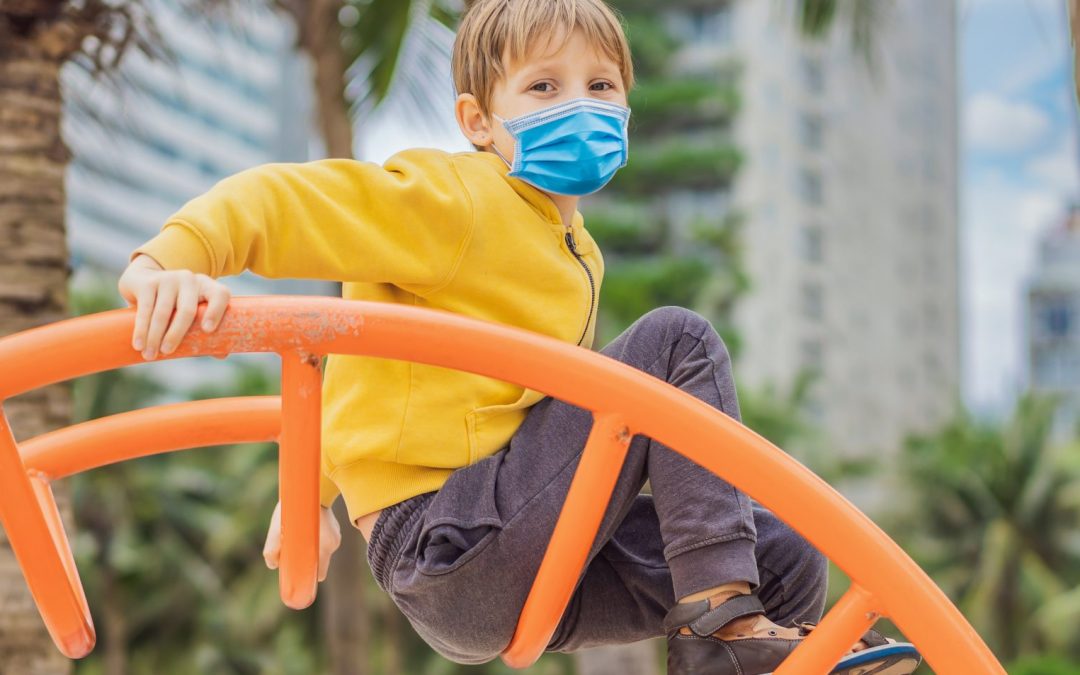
{"left": 894, "top": 394, "right": 1080, "bottom": 663}
{"left": 629, "top": 78, "right": 740, "bottom": 136}
{"left": 340, "top": 0, "right": 461, "bottom": 113}
{"left": 600, "top": 256, "right": 712, "bottom": 331}
{"left": 585, "top": 203, "right": 664, "bottom": 255}
{"left": 1008, "top": 654, "right": 1080, "bottom": 675}
{"left": 619, "top": 12, "right": 679, "bottom": 78}
{"left": 797, "top": 0, "right": 886, "bottom": 70}
{"left": 609, "top": 140, "right": 742, "bottom": 194}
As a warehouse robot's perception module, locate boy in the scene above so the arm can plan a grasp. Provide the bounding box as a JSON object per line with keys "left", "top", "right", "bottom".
{"left": 117, "top": 1, "right": 920, "bottom": 673}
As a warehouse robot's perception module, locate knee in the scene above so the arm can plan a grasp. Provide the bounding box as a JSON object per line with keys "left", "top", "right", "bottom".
{"left": 640, "top": 306, "right": 713, "bottom": 339}
{"left": 639, "top": 306, "right": 729, "bottom": 361}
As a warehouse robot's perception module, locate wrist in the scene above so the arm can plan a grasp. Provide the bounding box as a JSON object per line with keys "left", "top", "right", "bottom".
{"left": 133, "top": 253, "right": 163, "bottom": 271}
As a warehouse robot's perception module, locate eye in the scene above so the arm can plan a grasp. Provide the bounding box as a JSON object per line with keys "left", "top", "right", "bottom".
{"left": 530, "top": 81, "right": 554, "bottom": 93}
{"left": 591, "top": 81, "right": 615, "bottom": 92}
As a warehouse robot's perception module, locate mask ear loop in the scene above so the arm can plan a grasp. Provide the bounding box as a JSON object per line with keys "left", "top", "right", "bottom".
{"left": 489, "top": 113, "right": 515, "bottom": 170}
{"left": 491, "top": 142, "right": 514, "bottom": 170}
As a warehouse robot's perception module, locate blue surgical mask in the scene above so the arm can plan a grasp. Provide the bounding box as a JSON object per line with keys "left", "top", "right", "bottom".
{"left": 491, "top": 98, "right": 631, "bottom": 196}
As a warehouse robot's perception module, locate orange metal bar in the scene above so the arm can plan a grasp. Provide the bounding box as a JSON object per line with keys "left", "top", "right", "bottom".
{"left": 0, "top": 297, "right": 1005, "bottom": 673}
{"left": 277, "top": 351, "right": 321, "bottom": 609}
{"left": 28, "top": 471, "right": 93, "bottom": 655}
{"left": 19, "top": 397, "right": 281, "bottom": 480}
{"left": 9, "top": 397, "right": 279, "bottom": 657}
{"left": 502, "top": 412, "right": 632, "bottom": 667}
{"left": 775, "top": 584, "right": 880, "bottom": 675}
{"left": 0, "top": 406, "right": 95, "bottom": 658}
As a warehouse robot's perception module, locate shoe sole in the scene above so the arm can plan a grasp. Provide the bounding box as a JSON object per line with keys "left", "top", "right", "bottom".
{"left": 764, "top": 644, "right": 922, "bottom": 675}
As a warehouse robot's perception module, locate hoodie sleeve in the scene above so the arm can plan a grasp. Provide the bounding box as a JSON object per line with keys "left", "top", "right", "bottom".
{"left": 131, "top": 149, "right": 474, "bottom": 289}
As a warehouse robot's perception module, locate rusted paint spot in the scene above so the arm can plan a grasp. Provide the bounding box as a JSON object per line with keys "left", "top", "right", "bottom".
{"left": 201, "top": 310, "right": 364, "bottom": 355}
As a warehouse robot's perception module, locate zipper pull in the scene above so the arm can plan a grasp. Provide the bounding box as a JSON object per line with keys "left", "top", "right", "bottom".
{"left": 565, "top": 230, "right": 578, "bottom": 254}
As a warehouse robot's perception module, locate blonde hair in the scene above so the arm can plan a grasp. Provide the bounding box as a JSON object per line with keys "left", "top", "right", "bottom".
{"left": 452, "top": 0, "right": 635, "bottom": 121}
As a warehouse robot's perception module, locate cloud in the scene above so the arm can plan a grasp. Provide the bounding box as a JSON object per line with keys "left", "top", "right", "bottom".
{"left": 1028, "top": 138, "right": 1080, "bottom": 195}
{"left": 965, "top": 93, "right": 1051, "bottom": 153}
{"left": 962, "top": 170, "right": 1069, "bottom": 412}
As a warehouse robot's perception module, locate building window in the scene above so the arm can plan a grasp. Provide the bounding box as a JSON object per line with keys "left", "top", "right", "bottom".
{"left": 667, "top": 7, "right": 733, "bottom": 46}
{"left": 1033, "top": 350, "right": 1079, "bottom": 389}
{"left": 798, "top": 112, "right": 824, "bottom": 150}
{"left": 801, "top": 282, "right": 824, "bottom": 320}
{"left": 924, "top": 302, "right": 942, "bottom": 332}
{"left": 798, "top": 168, "right": 824, "bottom": 205}
{"left": 799, "top": 225, "right": 824, "bottom": 263}
{"left": 804, "top": 394, "right": 826, "bottom": 424}
{"left": 801, "top": 56, "right": 825, "bottom": 94}
{"left": 1042, "top": 301, "right": 1071, "bottom": 338}
{"left": 800, "top": 338, "right": 824, "bottom": 372}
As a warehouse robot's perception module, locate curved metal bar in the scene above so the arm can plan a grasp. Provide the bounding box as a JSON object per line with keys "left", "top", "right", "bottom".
{"left": 7, "top": 397, "right": 279, "bottom": 658}
{"left": 502, "top": 412, "right": 632, "bottom": 666}
{"left": 0, "top": 408, "right": 95, "bottom": 658}
{"left": 774, "top": 584, "right": 880, "bottom": 674}
{"left": 19, "top": 397, "right": 281, "bottom": 480}
{"left": 0, "top": 297, "right": 1005, "bottom": 673}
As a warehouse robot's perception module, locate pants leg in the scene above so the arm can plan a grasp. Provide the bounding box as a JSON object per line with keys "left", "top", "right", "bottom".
{"left": 496, "top": 305, "right": 760, "bottom": 599}
{"left": 546, "top": 495, "right": 828, "bottom": 653}
{"left": 374, "top": 306, "right": 818, "bottom": 663}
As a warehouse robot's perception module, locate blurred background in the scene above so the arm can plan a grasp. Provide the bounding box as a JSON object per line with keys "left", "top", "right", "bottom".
{"left": 0, "top": 0, "right": 1078, "bottom": 673}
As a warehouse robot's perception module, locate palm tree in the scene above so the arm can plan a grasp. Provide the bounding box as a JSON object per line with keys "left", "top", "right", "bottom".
{"left": 0, "top": 3, "right": 170, "bottom": 672}
{"left": 1070, "top": 0, "right": 1079, "bottom": 103}
{"left": 896, "top": 394, "right": 1080, "bottom": 663}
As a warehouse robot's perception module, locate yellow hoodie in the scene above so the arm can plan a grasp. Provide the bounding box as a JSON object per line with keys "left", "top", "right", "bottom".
{"left": 131, "top": 149, "right": 604, "bottom": 523}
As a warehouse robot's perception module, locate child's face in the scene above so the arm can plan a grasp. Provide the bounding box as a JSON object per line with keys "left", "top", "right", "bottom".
{"left": 457, "top": 27, "right": 628, "bottom": 162}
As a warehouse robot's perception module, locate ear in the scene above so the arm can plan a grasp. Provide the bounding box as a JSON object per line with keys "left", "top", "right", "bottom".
{"left": 456, "top": 93, "right": 493, "bottom": 147}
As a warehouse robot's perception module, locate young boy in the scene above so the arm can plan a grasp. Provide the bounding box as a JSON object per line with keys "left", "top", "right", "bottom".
{"left": 117, "top": 1, "right": 920, "bottom": 673}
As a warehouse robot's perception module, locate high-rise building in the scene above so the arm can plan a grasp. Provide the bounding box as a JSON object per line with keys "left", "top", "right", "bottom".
{"left": 724, "top": 0, "right": 960, "bottom": 458}
{"left": 62, "top": 0, "right": 334, "bottom": 393}
{"left": 1027, "top": 207, "right": 1080, "bottom": 435}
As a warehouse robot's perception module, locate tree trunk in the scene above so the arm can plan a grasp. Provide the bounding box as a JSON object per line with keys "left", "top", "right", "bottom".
{"left": 0, "top": 21, "right": 76, "bottom": 675}
{"left": 286, "top": 0, "right": 355, "bottom": 159}
{"left": 320, "top": 500, "right": 371, "bottom": 675}
{"left": 1072, "top": 0, "right": 1079, "bottom": 106}
{"left": 575, "top": 640, "right": 662, "bottom": 675}
{"left": 101, "top": 566, "right": 129, "bottom": 675}
{"left": 380, "top": 584, "right": 403, "bottom": 675}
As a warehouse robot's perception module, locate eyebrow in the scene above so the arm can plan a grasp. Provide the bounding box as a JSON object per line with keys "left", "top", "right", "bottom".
{"left": 516, "top": 63, "right": 621, "bottom": 81}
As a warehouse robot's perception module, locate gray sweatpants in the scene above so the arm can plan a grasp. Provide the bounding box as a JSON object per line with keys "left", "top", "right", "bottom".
{"left": 365, "top": 307, "right": 828, "bottom": 664}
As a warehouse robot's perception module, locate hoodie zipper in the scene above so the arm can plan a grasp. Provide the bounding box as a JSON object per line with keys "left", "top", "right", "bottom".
{"left": 564, "top": 227, "right": 596, "bottom": 347}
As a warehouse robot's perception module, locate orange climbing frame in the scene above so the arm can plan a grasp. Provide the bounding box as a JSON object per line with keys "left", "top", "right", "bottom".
{"left": 0, "top": 297, "right": 1004, "bottom": 673}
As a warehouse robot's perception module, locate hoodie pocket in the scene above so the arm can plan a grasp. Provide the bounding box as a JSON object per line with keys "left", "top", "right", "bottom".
{"left": 465, "top": 387, "right": 546, "bottom": 463}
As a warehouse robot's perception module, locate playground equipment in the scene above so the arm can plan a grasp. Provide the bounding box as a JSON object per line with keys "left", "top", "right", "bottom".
{"left": 0, "top": 297, "right": 1004, "bottom": 673}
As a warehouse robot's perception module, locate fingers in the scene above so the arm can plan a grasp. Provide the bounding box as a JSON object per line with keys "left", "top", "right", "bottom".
{"left": 132, "top": 285, "right": 156, "bottom": 352}
{"left": 199, "top": 275, "right": 231, "bottom": 332}
{"left": 317, "top": 549, "right": 331, "bottom": 582}
{"left": 142, "top": 277, "right": 178, "bottom": 360}
{"left": 160, "top": 274, "right": 199, "bottom": 355}
{"left": 318, "top": 507, "right": 342, "bottom": 582}
{"left": 263, "top": 502, "right": 282, "bottom": 570}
